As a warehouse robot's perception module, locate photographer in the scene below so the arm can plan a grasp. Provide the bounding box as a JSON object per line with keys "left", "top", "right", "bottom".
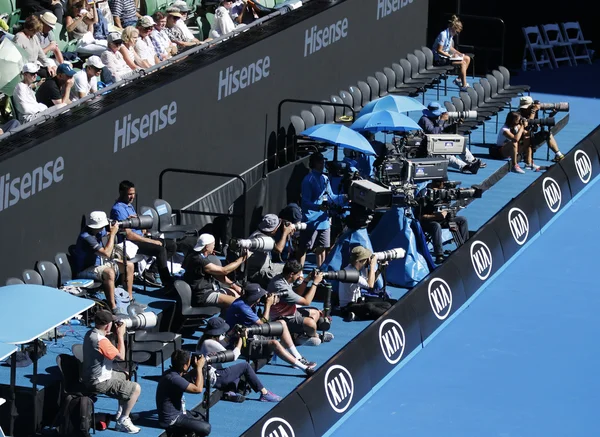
{"left": 415, "top": 180, "right": 469, "bottom": 263}
{"left": 492, "top": 111, "right": 530, "bottom": 174}
{"left": 82, "top": 310, "right": 141, "bottom": 434}
{"left": 225, "top": 283, "right": 317, "bottom": 376}
{"left": 196, "top": 318, "right": 282, "bottom": 402}
{"left": 183, "top": 234, "right": 249, "bottom": 308}
{"left": 73, "top": 211, "right": 134, "bottom": 314}
{"left": 297, "top": 152, "right": 346, "bottom": 268}
{"left": 418, "top": 101, "right": 483, "bottom": 174}
{"left": 246, "top": 214, "right": 295, "bottom": 288}
{"left": 267, "top": 260, "right": 333, "bottom": 346}
{"left": 340, "top": 246, "right": 393, "bottom": 321}
{"left": 156, "top": 350, "right": 211, "bottom": 436}
{"left": 518, "top": 96, "right": 565, "bottom": 163}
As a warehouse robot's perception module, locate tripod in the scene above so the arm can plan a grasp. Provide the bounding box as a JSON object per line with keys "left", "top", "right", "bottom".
{"left": 447, "top": 218, "right": 466, "bottom": 248}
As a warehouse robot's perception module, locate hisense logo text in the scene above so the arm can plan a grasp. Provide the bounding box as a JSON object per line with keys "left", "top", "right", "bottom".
{"left": 218, "top": 56, "right": 270, "bottom": 100}
{"left": 377, "top": 0, "right": 413, "bottom": 20}
{"left": 114, "top": 102, "right": 177, "bottom": 153}
{"left": 304, "top": 18, "right": 348, "bottom": 57}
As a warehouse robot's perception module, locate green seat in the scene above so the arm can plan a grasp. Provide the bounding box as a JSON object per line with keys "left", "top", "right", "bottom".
{"left": 0, "top": 0, "right": 16, "bottom": 13}
{"left": 199, "top": 12, "right": 213, "bottom": 40}
{"left": 143, "top": 0, "right": 160, "bottom": 16}
{"left": 274, "top": 0, "right": 287, "bottom": 4}
{"left": 54, "top": 22, "right": 79, "bottom": 53}
{"left": 260, "top": 0, "right": 275, "bottom": 7}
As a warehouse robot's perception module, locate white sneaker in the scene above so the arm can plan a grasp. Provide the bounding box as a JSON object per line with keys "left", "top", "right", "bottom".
{"left": 115, "top": 405, "right": 123, "bottom": 422}
{"left": 320, "top": 332, "right": 335, "bottom": 342}
{"left": 116, "top": 417, "right": 140, "bottom": 434}
{"left": 304, "top": 337, "right": 322, "bottom": 346}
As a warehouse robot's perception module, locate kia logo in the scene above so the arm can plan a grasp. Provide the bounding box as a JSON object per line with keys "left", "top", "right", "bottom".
{"left": 470, "top": 240, "right": 493, "bottom": 280}
{"left": 428, "top": 278, "right": 453, "bottom": 320}
{"left": 542, "top": 177, "right": 561, "bottom": 213}
{"left": 324, "top": 365, "right": 354, "bottom": 413}
{"left": 379, "top": 319, "right": 406, "bottom": 364}
{"left": 574, "top": 150, "right": 592, "bottom": 184}
{"left": 261, "top": 417, "right": 295, "bottom": 437}
{"left": 508, "top": 207, "right": 529, "bottom": 246}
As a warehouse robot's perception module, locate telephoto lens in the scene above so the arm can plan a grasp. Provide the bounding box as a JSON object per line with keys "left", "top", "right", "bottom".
{"left": 373, "top": 248, "right": 406, "bottom": 261}
{"left": 246, "top": 322, "right": 285, "bottom": 337}
{"left": 229, "top": 236, "right": 275, "bottom": 252}
{"left": 537, "top": 102, "right": 569, "bottom": 112}
{"left": 446, "top": 110, "right": 478, "bottom": 120}
{"left": 320, "top": 269, "right": 360, "bottom": 283}
{"left": 530, "top": 117, "right": 556, "bottom": 127}
{"left": 113, "top": 215, "right": 154, "bottom": 230}
{"left": 293, "top": 222, "right": 308, "bottom": 231}
{"left": 204, "top": 350, "right": 236, "bottom": 365}
{"left": 116, "top": 311, "right": 158, "bottom": 330}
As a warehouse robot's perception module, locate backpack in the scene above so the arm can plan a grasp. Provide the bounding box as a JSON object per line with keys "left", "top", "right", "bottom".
{"left": 57, "top": 394, "right": 93, "bottom": 437}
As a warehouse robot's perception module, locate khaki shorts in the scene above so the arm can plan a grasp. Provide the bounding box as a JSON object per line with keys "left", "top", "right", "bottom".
{"left": 78, "top": 261, "right": 119, "bottom": 281}
{"left": 90, "top": 371, "right": 137, "bottom": 401}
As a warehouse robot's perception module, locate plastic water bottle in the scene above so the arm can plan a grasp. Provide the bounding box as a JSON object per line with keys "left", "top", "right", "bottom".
{"left": 522, "top": 59, "right": 527, "bottom": 71}
{"left": 181, "top": 395, "right": 186, "bottom": 414}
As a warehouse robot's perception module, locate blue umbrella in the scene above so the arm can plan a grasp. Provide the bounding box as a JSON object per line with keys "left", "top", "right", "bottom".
{"left": 350, "top": 110, "right": 422, "bottom": 133}
{"left": 300, "top": 124, "right": 376, "bottom": 155}
{"left": 358, "top": 95, "right": 427, "bottom": 117}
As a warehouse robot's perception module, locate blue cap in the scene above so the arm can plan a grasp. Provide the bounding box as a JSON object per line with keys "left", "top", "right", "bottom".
{"left": 244, "top": 283, "right": 267, "bottom": 303}
{"left": 205, "top": 317, "right": 230, "bottom": 336}
{"left": 424, "top": 101, "right": 447, "bottom": 117}
{"left": 57, "top": 63, "right": 76, "bottom": 76}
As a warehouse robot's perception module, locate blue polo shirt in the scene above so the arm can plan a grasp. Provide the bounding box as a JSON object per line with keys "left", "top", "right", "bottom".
{"left": 225, "top": 298, "right": 259, "bottom": 328}
{"left": 433, "top": 28, "right": 453, "bottom": 60}
{"left": 73, "top": 229, "right": 107, "bottom": 274}
{"left": 301, "top": 170, "right": 343, "bottom": 230}
{"left": 110, "top": 201, "right": 143, "bottom": 241}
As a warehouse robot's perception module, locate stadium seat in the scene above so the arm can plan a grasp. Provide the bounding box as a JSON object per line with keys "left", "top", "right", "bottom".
{"left": 290, "top": 115, "right": 305, "bottom": 136}
{"left": 560, "top": 21, "right": 593, "bottom": 65}
{"left": 374, "top": 72, "right": 389, "bottom": 97}
{"left": 338, "top": 90, "right": 355, "bottom": 118}
{"left": 22, "top": 269, "right": 43, "bottom": 285}
{"left": 389, "top": 63, "right": 421, "bottom": 96}
{"left": 169, "top": 280, "right": 220, "bottom": 332}
{"left": 311, "top": 105, "right": 325, "bottom": 125}
{"left": 356, "top": 81, "right": 371, "bottom": 107}
{"left": 153, "top": 199, "right": 199, "bottom": 239}
{"left": 320, "top": 101, "right": 335, "bottom": 124}
{"left": 5, "top": 277, "right": 25, "bottom": 285}
{"left": 398, "top": 59, "right": 430, "bottom": 101}
{"left": 347, "top": 86, "right": 363, "bottom": 112}
{"left": 300, "top": 109, "right": 316, "bottom": 130}
{"left": 35, "top": 261, "right": 60, "bottom": 288}
{"left": 366, "top": 76, "right": 382, "bottom": 99}
{"left": 522, "top": 25, "right": 554, "bottom": 71}
{"left": 540, "top": 23, "right": 574, "bottom": 68}
{"left": 497, "top": 66, "right": 530, "bottom": 95}
{"left": 54, "top": 252, "right": 73, "bottom": 285}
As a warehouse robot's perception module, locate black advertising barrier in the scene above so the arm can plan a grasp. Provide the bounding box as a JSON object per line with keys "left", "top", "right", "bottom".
{"left": 589, "top": 126, "right": 600, "bottom": 157}
{"left": 409, "top": 258, "right": 468, "bottom": 341}
{"left": 452, "top": 221, "right": 506, "bottom": 301}
{"left": 559, "top": 135, "right": 600, "bottom": 198}
{"left": 529, "top": 162, "right": 572, "bottom": 228}
{"left": 239, "top": 392, "right": 316, "bottom": 437}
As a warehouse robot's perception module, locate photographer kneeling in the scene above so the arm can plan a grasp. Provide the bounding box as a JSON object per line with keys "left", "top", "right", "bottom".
{"left": 340, "top": 246, "right": 394, "bottom": 321}
{"left": 225, "top": 283, "right": 317, "bottom": 376}
{"left": 183, "top": 234, "right": 249, "bottom": 309}
{"left": 156, "top": 350, "right": 211, "bottom": 436}
{"left": 518, "top": 96, "right": 565, "bottom": 163}
{"left": 267, "top": 260, "right": 333, "bottom": 346}
{"left": 196, "top": 318, "right": 282, "bottom": 402}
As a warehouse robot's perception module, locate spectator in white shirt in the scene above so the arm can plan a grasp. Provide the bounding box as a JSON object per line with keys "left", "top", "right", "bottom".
{"left": 13, "top": 16, "right": 57, "bottom": 77}
{"left": 119, "top": 26, "right": 142, "bottom": 69}
{"left": 151, "top": 11, "right": 176, "bottom": 58}
{"left": 170, "top": 1, "right": 195, "bottom": 41}
{"left": 135, "top": 16, "right": 159, "bottom": 67}
{"left": 165, "top": 10, "right": 200, "bottom": 48}
{"left": 212, "top": 0, "right": 239, "bottom": 38}
{"left": 37, "top": 12, "right": 64, "bottom": 64}
{"left": 101, "top": 31, "right": 136, "bottom": 82}
{"left": 71, "top": 56, "right": 105, "bottom": 100}
{"left": 13, "top": 63, "right": 65, "bottom": 123}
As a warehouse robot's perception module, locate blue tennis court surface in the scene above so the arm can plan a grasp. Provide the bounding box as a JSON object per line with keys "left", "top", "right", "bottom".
{"left": 328, "top": 174, "right": 600, "bottom": 437}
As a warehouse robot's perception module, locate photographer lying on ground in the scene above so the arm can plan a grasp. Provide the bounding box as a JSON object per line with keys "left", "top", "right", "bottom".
{"left": 196, "top": 317, "right": 281, "bottom": 402}
{"left": 267, "top": 260, "right": 334, "bottom": 346}
{"left": 156, "top": 350, "right": 211, "bottom": 436}
{"left": 225, "top": 283, "right": 317, "bottom": 376}
{"left": 340, "top": 246, "right": 394, "bottom": 321}
{"left": 517, "top": 96, "right": 565, "bottom": 163}
{"left": 183, "top": 234, "right": 250, "bottom": 308}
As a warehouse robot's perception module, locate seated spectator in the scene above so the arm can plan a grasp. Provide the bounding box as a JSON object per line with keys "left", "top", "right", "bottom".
{"left": 109, "top": 0, "right": 139, "bottom": 29}
{"left": 212, "top": 0, "right": 239, "bottom": 38}
{"left": 65, "top": 1, "right": 109, "bottom": 56}
{"left": 71, "top": 56, "right": 105, "bottom": 100}
{"left": 102, "top": 32, "right": 136, "bottom": 82}
{"left": 433, "top": 15, "right": 471, "bottom": 91}
{"left": 182, "top": 233, "right": 248, "bottom": 308}
{"left": 37, "top": 12, "right": 64, "bottom": 64}
{"left": 246, "top": 213, "right": 295, "bottom": 288}
{"left": 150, "top": 12, "right": 177, "bottom": 59}
{"left": 14, "top": 16, "right": 57, "bottom": 78}
{"left": 165, "top": 9, "right": 200, "bottom": 48}
{"left": 93, "top": 0, "right": 111, "bottom": 42}
{"left": 170, "top": 1, "right": 195, "bottom": 41}
{"left": 17, "top": 0, "right": 64, "bottom": 25}
{"left": 0, "top": 119, "right": 20, "bottom": 135}
{"left": 82, "top": 310, "right": 141, "bottom": 434}
{"left": 225, "top": 283, "right": 317, "bottom": 376}
{"left": 418, "top": 101, "right": 483, "bottom": 174}
{"left": 491, "top": 111, "right": 530, "bottom": 174}
{"left": 268, "top": 260, "right": 334, "bottom": 345}
{"left": 518, "top": 96, "right": 565, "bottom": 163}
{"left": 196, "top": 318, "right": 282, "bottom": 402}
{"left": 134, "top": 16, "right": 160, "bottom": 67}
{"left": 156, "top": 350, "right": 210, "bottom": 436}
{"left": 339, "top": 246, "right": 393, "bottom": 321}
{"left": 120, "top": 26, "right": 145, "bottom": 69}
{"left": 36, "top": 63, "right": 76, "bottom": 108}
{"left": 13, "top": 63, "right": 61, "bottom": 123}
{"left": 72, "top": 211, "right": 135, "bottom": 312}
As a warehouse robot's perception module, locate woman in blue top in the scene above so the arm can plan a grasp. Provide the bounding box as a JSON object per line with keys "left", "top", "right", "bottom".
{"left": 432, "top": 15, "right": 471, "bottom": 91}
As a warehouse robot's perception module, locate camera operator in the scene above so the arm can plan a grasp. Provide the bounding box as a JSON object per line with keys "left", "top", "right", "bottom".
{"left": 82, "top": 310, "right": 141, "bottom": 434}
{"left": 225, "top": 283, "right": 317, "bottom": 376}
{"left": 73, "top": 211, "right": 134, "bottom": 314}
{"left": 297, "top": 152, "right": 347, "bottom": 268}
{"left": 156, "top": 349, "right": 211, "bottom": 436}
{"left": 110, "top": 180, "right": 175, "bottom": 288}
{"left": 518, "top": 96, "right": 565, "bottom": 163}
{"left": 246, "top": 213, "right": 295, "bottom": 288}
{"left": 267, "top": 260, "right": 333, "bottom": 346}
{"left": 418, "top": 101, "right": 483, "bottom": 174}
{"left": 196, "top": 318, "right": 282, "bottom": 402}
{"left": 492, "top": 111, "right": 530, "bottom": 174}
{"left": 415, "top": 180, "right": 469, "bottom": 264}
{"left": 340, "top": 246, "right": 393, "bottom": 321}
{"left": 183, "top": 234, "right": 249, "bottom": 309}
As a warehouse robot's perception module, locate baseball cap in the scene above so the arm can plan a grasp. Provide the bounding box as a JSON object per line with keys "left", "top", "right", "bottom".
{"left": 107, "top": 32, "right": 123, "bottom": 44}
{"left": 94, "top": 309, "right": 116, "bottom": 326}
{"left": 424, "top": 101, "right": 446, "bottom": 117}
{"left": 244, "top": 283, "right": 267, "bottom": 303}
{"left": 519, "top": 96, "right": 534, "bottom": 109}
{"left": 258, "top": 214, "right": 280, "bottom": 233}
{"left": 57, "top": 63, "right": 76, "bottom": 76}
{"left": 193, "top": 233, "right": 216, "bottom": 252}
{"left": 87, "top": 211, "right": 109, "bottom": 229}
{"left": 172, "top": 0, "right": 190, "bottom": 12}
{"left": 39, "top": 11, "right": 57, "bottom": 29}
{"left": 350, "top": 245, "right": 372, "bottom": 262}
{"left": 167, "top": 8, "right": 183, "bottom": 18}
{"left": 22, "top": 63, "right": 40, "bottom": 74}
{"left": 138, "top": 15, "right": 156, "bottom": 28}
{"left": 84, "top": 55, "right": 105, "bottom": 69}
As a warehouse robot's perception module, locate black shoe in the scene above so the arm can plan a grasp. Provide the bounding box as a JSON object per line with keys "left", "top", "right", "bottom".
{"left": 142, "top": 271, "right": 161, "bottom": 287}
{"left": 344, "top": 312, "right": 356, "bottom": 322}
{"left": 435, "top": 255, "right": 445, "bottom": 264}
{"left": 304, "top": 367, "right": 316, "bottom": 377}
{"left": 298, "top": 357, "right": 316, "bottom": 369}
{"left": 460, "top": 160, "right": 481, "bottom": 175}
